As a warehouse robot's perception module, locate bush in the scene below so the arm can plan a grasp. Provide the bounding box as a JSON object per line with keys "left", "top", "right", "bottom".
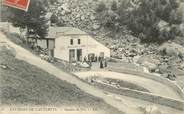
{"left": 119, "top": 0, "right": 183, "bottom": 43}
{"left": 96, "top": 2, "right": 107, "bottom": 13}
{"left": 111, "top": 1, "right": 118, "bottom": 11}
{"left": 50, "top": 14, "right": 58, "bottom": 24}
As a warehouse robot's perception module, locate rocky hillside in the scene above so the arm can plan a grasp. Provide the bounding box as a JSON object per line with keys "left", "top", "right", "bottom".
{"left": 48, "top": 0, "right": 184, "bottom": 76}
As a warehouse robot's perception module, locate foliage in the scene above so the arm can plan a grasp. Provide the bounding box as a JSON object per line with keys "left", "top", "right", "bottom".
{"left": 1, "top": 6, "right": 11, "bottom": 22}
{"left": 48, "top": 0, "right": 58, "bottom": 5}
{"left": 96, "top": 9, "right": 120, "bottom": 31}
{"left": 119, "top": 0, "right": 183, "bottom": 43}
{"left": 111, "top": 1, "right": 118, "bottom": 11}
{"left": 95, "top": 0, "right": 183, "bottom": 43}
{"left": 7, "top": 0, "right": 49, "bottom": 38}
{"left": 50, "top": 13, "right": 58, "bottom": 24}
{"left": 96, "top": 2, "right": 107, "bottom": 13}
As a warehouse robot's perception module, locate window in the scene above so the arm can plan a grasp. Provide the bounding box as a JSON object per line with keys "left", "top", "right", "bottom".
{"left": 70, "top": 39, "right": 73, "bottom": 45}
{"left": 78, "top": 39, "right": 81, "bottom": 44}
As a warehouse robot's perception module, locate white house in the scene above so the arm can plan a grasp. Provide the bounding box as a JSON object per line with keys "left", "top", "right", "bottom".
{"left": 28, "top": 27, "right": 110, "bottom": 62}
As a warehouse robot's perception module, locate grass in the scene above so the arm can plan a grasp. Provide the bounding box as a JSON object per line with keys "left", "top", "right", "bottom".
{"left": 0, "top": 45, "right": 123, "bottom": 114}
{"left": 87, "top": 77, "right": 150, "bottom": 92}
{"left": 107, "top": 61, "right": 144, "bottom": 72}
{"left": 105, "top": 78, "right": 150, "bottom": 92}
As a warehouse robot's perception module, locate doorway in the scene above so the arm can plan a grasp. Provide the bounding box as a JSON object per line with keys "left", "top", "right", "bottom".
{"left": 77, "top": 49, "right": 82, "bottom": 61}
{"left": 69, "top": 49, "right": 75, "bottom": 62}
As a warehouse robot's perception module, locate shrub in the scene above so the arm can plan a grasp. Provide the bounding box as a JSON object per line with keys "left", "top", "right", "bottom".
{"left": 111, "top": 1, "right": 118, "bottom": 11}
{"left": 119, "top": 0, "right": 183, "bottom": 43}
{"left": 96, "top": 2, "right": 107, "bottom": 13}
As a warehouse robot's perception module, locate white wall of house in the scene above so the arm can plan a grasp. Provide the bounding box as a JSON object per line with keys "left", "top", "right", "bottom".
{"left": 54, "top": 34, "right": 110, "bottom": 62}
{"left": 37, "top": 39, "right": 47, "bottom": 49}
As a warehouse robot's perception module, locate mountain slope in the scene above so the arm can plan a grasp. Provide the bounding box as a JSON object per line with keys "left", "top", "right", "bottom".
{"left": 0, "top": 33, "right": 123, "bottom": 114}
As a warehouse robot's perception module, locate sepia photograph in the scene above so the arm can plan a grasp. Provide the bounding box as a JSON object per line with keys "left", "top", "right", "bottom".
{"left": 0, "top": 0, "right": 184, "bottom": 114}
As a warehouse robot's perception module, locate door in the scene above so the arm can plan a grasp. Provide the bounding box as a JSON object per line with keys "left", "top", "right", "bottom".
{"left": 48, "top": 49, "right": 54, "bottom": 57}
{"left": 77, "top": 49, "right": 82, "bottom": 61}
{"left": 99, "top": 52, "right": 104, "bottom": 61}
{"left": 69, "top": 49, "right": 75, "bottom": 62}
{"left": 88, "top": 53, "right": 95, "bottom": 62}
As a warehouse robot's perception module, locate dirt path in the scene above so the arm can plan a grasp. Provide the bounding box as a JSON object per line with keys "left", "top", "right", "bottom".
{"left": 74, "top": 71, "right": 183, "bottom": 100}
{"left": 0, "top": 32, "right": 143, "bottom": 114}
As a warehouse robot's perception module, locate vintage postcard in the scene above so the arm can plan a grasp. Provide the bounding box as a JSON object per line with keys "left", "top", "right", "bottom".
{"left": 0, "top": 0, "right": 184, "bottom": 114}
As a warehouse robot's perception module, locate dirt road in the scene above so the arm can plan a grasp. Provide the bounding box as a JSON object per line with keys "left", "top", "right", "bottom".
{"left": 0, "top": 32, "right": 142, "bottom": 114}
{"left": 74, "top": 71, "right": 183, "bottom": 100}
{"left": 1, "top": 32, "right": 184, "bottom": 114}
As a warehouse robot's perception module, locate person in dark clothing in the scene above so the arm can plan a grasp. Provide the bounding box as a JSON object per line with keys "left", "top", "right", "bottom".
{"left": 89, "top": 60, "right": 92, "bottom": 69}
{"left": 84, "top": 56, "right": 87, "bottom": 62}
{"left": 104, "top": 59, "right": 107, "bottom": 67}
{"left": 100, "top": 60, "right": 104, "bottom": 69}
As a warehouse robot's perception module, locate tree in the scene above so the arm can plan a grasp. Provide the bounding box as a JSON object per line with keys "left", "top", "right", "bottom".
{"left": 48, "top": 0, "right": 58, "bottom": 5}
{"left": 119, "top": 0, "right": 183, "bottom": 43}
{"left": 8, "top": 0, "right": 49, "bottom": 38}
{"left": 111, "top": 1, "right": 118, "bottom": 11}
{"left": 96, "top": 2, "right": 107, "bottom": 13}
{"left": 50, "top": 14, "right": 58, "bottom": 24}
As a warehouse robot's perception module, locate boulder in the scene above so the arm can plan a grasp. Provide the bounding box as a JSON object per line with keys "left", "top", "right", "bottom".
{"left": 143, "top": 61, "right": 157, "bottom": 72}
{"left": 158, "top": 63, "right": 168, "bottom": 74}
{"left": 179, "top": 62, "right": 184, "bottom": 70}
{"left": 145, "top": 106, "right": 163, "bottom": 114}
{"left": 137, "top": 56, "right": 159, "bottom": 73}
{"left": 93, "top": 23, "right": 101, "bottom": 30}
{"left": 0, "top": 64, "right": 8, "bottom": 69}
{"left": 90, "top": 15, "right": 96, "bottom": 20}
{"left": 81, "top": 16, "right": 85, "bottom": 21}
{"left": 159, "top": 42, "right": 184, "bottom": 57}
{"left": 157, "top": 20, "right": 170, "bottom": 32}
{"left": 133, "top": 55, "right": 141, "bottom": 63}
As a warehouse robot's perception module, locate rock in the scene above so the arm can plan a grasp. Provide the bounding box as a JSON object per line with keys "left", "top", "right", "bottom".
{"left": 145, "top": 106, "right": 163, "bottom": 114}
{"left": 81, "top": 16, "right": 85, "bottom": 20}
{"left": 0, "top": 64, "right": 8, "bottom": 69}
{"left": 161, "top": 73, "right": 169, "bottom": 78}
{"left": 93, "top": 23, "right": 101, "bottom": 30}
{"left": 137, "top": 56, "right": 159, "bottom": 73}
{"left": 90, "top": 15, "right": 96, "bottom": 20}
{"left": 159, "top": 42, "right": 184, "bottom": 57}
{"left": 179, "top": 62, "right": 184, "bottom": 70}
{"left": 133, "top": 55, "right": 140, "bottom": 63}
{"left": 158, "top": 63, "right": 168, "bottom": 74}
{"left": 168, "top": 72, "right": 176, "bottom": 80}
{"left": 144, "top": 61, "right": 157, "bottom": 72}
{"left": 158, "top": 20, "right": 170, "bottom": 32}
{"left": 61, "top": 11, "right": 66, "bottom": 15}
{"left": 76, "top": 14, "right": 81, "bottom": 18}
{"left": 61, "top": 3, "right": 68, "bottom": 11}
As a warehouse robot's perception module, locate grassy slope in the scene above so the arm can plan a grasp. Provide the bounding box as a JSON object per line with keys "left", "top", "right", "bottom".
{"left": 0, "top": 45, "right": 122, "bottom": 114}
{"left": 0, "top": 46, "right": 97, "bottom": 106}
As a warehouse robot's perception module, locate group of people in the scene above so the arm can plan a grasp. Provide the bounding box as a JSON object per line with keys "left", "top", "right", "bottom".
{"left": 83, "top": 56, "right": 108, "bottom": 69}
{"left": 99, "top": 58, "right": 108, "bottom": 69}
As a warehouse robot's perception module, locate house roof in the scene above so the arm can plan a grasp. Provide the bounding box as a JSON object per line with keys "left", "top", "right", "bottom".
{"left": 46, "top": 27, "right": 88, "bottom": 39}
